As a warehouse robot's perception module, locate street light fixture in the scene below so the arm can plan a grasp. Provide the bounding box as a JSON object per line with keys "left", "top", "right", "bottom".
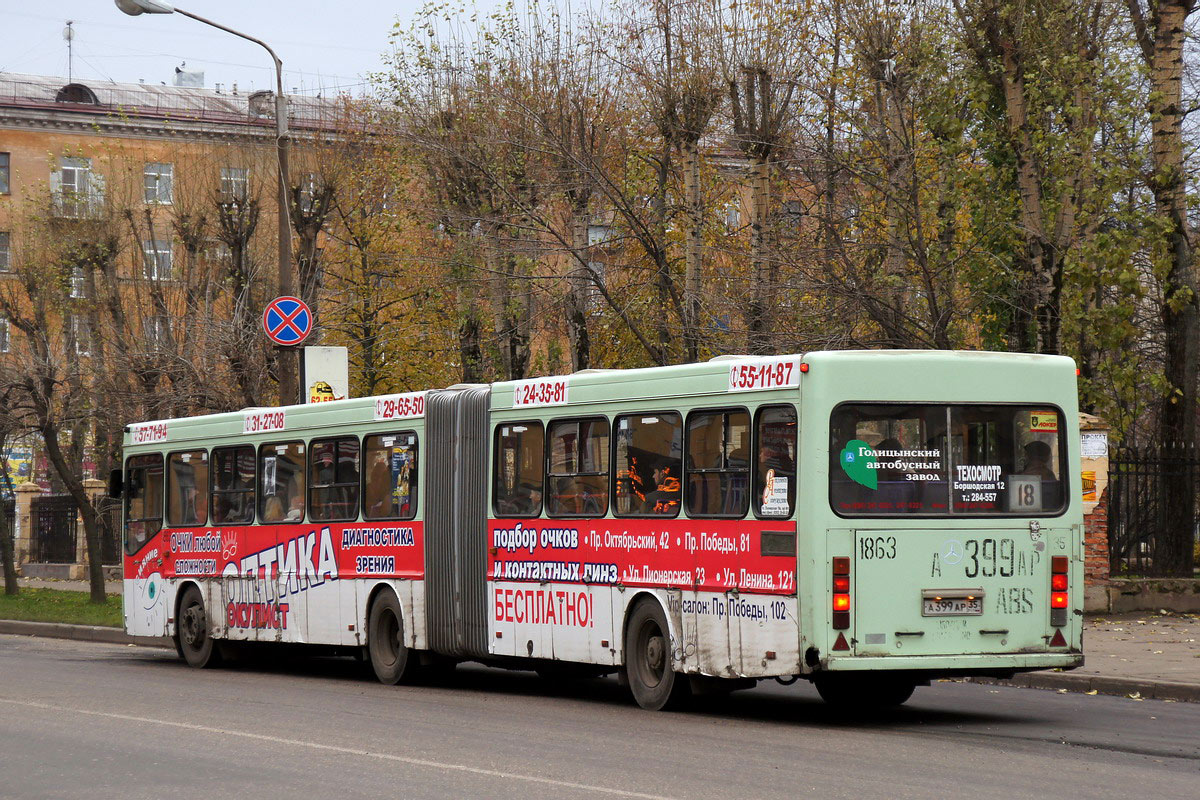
{"left": 114, "top": 0, "right": 299, "bottom": 405}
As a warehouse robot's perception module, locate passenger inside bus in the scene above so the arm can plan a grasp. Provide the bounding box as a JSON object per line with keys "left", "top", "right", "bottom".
{"left": 642, "top": 464, "right": 681, "bottom": 515}
{"left": 1021, "top": 440, "right": 1056, "bottom": 480}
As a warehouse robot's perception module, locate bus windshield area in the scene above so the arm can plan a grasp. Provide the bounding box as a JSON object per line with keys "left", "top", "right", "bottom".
{"left": 829, "top": 404, "right": 1066, "bottom": 517}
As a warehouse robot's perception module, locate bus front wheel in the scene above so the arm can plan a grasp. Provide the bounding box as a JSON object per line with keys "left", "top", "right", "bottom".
{"left": 625, "top": 600, "right": 689, "bottom": 711}
{"left": 367, "top": 591, "right": 416, "bottom": 685}
{"left": 814, "top": 675, "right": 915, "bottom": 709}
{"left": 176, "top": 586, "right": 221, "bottom": 668}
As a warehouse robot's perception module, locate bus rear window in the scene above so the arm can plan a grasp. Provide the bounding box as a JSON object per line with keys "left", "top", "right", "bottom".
{"left": 829, "top": 404, "right": 1067, "bottom": 517}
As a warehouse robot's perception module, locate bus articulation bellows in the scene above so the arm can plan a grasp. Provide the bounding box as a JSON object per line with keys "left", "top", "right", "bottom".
{"left": 119, "top": 350, "right": 1084, "bottom": 710}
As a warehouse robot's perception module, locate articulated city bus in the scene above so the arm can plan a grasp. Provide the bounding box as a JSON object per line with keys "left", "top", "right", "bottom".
{"left": 120, "top": 351, "right": 1084, "bottom": 710}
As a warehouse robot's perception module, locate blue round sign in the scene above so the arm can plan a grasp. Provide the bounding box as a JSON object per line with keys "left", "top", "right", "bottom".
{"left": 262, "top": 296, "right": 312, "bottom": 346}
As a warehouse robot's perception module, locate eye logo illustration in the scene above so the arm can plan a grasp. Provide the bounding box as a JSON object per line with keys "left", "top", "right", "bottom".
{"left": 140, "top": 572, "right": 163, "bottom": 611}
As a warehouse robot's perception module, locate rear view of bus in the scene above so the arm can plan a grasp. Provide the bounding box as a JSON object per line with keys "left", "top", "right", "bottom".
{"left": 801, "top": 351, "right": 1083, "bottom": 705}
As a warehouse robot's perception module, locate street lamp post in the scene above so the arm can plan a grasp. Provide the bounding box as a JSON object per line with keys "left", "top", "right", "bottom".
{"left": 115, "top": 0, "right": 299, "bottom": 405}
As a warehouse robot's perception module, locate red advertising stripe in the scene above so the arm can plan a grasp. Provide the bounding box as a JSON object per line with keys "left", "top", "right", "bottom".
{"left": 488, "top": 517, "right": 797, "bottom": 595}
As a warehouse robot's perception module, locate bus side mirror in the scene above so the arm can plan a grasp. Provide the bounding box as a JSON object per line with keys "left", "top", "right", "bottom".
{"left": 108, "top": 468, "right": 123, "bottom": 499}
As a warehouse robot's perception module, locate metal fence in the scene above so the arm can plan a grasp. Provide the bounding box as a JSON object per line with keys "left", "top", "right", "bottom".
{"left": 1, "top": 495, "right": 13, "bottom": 555}
{"left": 31, "top": 494, "right": 78, "bottom": 564}
{"left": 94, "top": 496, "right": 122, "bottom": 566}
{"left": 1109, "top": 443, "right": 1200, "bottom": 576}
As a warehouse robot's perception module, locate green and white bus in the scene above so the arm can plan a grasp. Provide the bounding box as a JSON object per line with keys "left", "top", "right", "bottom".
{"left": 120, "top": 350, "right": 1083, "bottom": 710}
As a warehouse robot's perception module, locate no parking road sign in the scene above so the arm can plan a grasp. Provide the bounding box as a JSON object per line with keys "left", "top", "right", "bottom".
{"left": 263, "top": 296, "right": 312, "bottom": 346}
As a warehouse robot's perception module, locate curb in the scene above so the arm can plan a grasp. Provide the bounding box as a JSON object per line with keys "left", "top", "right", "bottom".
{"left": 0, "top": 619, "right": 170, "bottom": 649}
{"left": 966, "top": 671, "right": 1200, "bottom": 704}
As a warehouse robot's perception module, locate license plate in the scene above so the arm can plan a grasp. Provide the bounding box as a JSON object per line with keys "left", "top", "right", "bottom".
{"left": 922, "top": 596, "right": 983, "bottom": 616}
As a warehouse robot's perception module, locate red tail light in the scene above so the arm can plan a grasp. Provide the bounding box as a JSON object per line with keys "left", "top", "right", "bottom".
{"left": 832, "top": 557, "right": 850, "bottom": 630}
{"left": 1050, "top": 556, "right": 1069, "bottom": 626}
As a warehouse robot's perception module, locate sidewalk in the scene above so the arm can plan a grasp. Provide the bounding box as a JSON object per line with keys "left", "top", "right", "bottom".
{"left": 15, "top": 576, "right": 123, "bottom": 594}
{"left": 967, "top": 611, "right": 1200, "bottom": 702}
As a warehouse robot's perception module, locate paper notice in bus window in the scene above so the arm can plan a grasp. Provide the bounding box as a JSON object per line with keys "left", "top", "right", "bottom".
{"left": 1008, "top": 475, "right": 1043, "bottom": 512}
{"left": 728, "top": 357, "right": 800, "bottom": 392}
{"left": 1029, "top": 411, "right": 1058, "bottom": 432}
{"left": 512, "top": 376, "right": 569, "bottom": 407}
{"left": 761, "top": 474, "right": 789, "bottom": 516}
{"left": 374, "top": 391, "right": 426, "bottom": 421}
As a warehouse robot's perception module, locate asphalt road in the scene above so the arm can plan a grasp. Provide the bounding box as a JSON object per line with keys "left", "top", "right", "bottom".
{"left": 1, "top": 635, "right": 1196, "bottom": 800}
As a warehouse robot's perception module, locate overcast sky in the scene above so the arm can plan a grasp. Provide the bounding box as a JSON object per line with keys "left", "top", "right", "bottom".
{"left": 2, "top": 1, "right": 500, "bottom": 95}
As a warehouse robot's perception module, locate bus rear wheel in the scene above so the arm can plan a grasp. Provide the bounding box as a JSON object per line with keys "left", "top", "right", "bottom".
{"left": 814, "top": 675, "right": 915, "bottom": 709}
{"left": 368, "top": 591, "right": 416, "bottom": 685}
{"left": 177, "top": 586, "right": 221, "bottom": 668}
{"left": 625, "top": 600, "right": 689, "bottom": 711}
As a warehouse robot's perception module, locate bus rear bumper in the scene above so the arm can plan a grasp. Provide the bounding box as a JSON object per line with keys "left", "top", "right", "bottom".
{"left": 818, "top": 651, "right": 1084, "bottom": 678}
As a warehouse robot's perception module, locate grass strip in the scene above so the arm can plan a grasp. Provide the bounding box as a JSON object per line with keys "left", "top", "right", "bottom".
{"left": 0, "top": 587, "right": 122, "bottom": 628}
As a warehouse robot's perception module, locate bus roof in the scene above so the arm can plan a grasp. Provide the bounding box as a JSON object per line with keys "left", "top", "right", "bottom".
{"left": 123, "top": 350, "right": 1076, "bottom": 449}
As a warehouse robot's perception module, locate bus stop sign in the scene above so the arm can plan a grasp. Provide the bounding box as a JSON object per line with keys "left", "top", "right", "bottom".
{"left": 263, "top": 296, "right": 312, "bottom": 346}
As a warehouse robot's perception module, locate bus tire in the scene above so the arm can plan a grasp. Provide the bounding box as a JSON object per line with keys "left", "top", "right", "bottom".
{"left": 367, "top": 591, "right": 416, "bottom": 685}
{"left": 625, "top": 600, "right": 689, "bottom": 711}
{"left": 176, "top": 586, "right": 221, "bottom": 669}
{"left": 814, "top": 675, "right": 915, "bottom": 709}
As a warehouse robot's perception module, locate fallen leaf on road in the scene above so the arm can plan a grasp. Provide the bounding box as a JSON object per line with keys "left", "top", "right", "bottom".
{"left": 1085, "top": 690, "right": 1098, "bottom": 695}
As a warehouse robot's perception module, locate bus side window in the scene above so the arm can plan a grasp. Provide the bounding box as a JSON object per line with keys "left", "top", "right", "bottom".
{"left": 547, "top": 417, "right": 610, "bottom": 517}
{"left": 166, "top": 450, "right": 208, "bottom": 527}
{"left": 493, "top": 422, "right": 545, "bottom": 517}
{"left": 364, "top": 432, "right": 418, "bottom": 520}
{"left": 755, "top": 405, "right": 797, "bottom": 518}
{"left": 211, "top": 446, "right": 255, "bottom": 525}
{"left": 125, "top": 454, "right": 164, "bottom": 554}
{"left": 259, "top": 441, "right": 306, "bottom": 523}
{"left": 613, "top": 412, "right": 682, "bottom": 518}
{"left": 686, "top": 409, "right": 750, "bottom": 518}
{"left": 310, "top": 437, "right": 360, "bottom": 522}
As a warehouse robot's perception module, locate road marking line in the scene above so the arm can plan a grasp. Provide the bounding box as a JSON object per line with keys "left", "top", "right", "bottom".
{"left": 0, "top": 696, "right": 674, "bottom": 799}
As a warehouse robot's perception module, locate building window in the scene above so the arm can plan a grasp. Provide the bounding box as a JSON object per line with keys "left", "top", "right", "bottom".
{"left": 144, "top": 315, "right": 170, "bottom": 348}
{"left": 144, "top": 162, "right": 173, "bottom": 204}
{"left": 0, "top": 153, "right": 9, "bottom": 195}
{"left": 0, "top": 318, "right": 9, "bottom": 353}
{"left": 53, "top": 157, "right": 103, "bottom": 218}
{"left": 71, "top": 315, "right": 90, "bottom": 357}
{"left": 142, "top": 240, "right": 172, "bottom": 280}
{"left": 0, "top": 232, "right": 10, "bottom": 271}
{"left": 69, "top": 266, "right": 87, "bottom": 298}
{"left": 299, "top": 172, "right": 319, "bottom": 213}
{"left": 220, "top": 167, "right": 249, "bottom": 201}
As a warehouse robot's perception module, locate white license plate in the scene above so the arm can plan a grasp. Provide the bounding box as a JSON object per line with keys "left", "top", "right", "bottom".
{"left": 922, "top": 596, "right": 983, "bottom": 616}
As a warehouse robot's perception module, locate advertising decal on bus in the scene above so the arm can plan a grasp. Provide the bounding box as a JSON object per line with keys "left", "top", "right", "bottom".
{"left": 127, "top": 521, "right": 425, "bottom": 630}
{"left": 727, "top": 357, "right": 800, "bottom": 392}
{"left": 488, "top": 518, "right": 797, "bottom": 595}
{"left": 130, "top": 422, "right": 169, "bottom": 444}
{"left": 512, "top": 376, "right": 570, "bottom": 407}
{"left": 373, "top": 391, "right": 427, "bottom": 421}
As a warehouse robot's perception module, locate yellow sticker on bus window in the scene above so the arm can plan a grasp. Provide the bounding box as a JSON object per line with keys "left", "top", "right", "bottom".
{"left": 1029, "top": 412, "right": 1059, "bottom": 432}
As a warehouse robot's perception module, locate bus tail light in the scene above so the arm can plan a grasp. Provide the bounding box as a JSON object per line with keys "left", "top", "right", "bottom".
{"left": 832, "top": 557, "right": 850, "bottom": 630}
{"left": 1050, "top": 556, "right": 1069, "bottom": 627}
